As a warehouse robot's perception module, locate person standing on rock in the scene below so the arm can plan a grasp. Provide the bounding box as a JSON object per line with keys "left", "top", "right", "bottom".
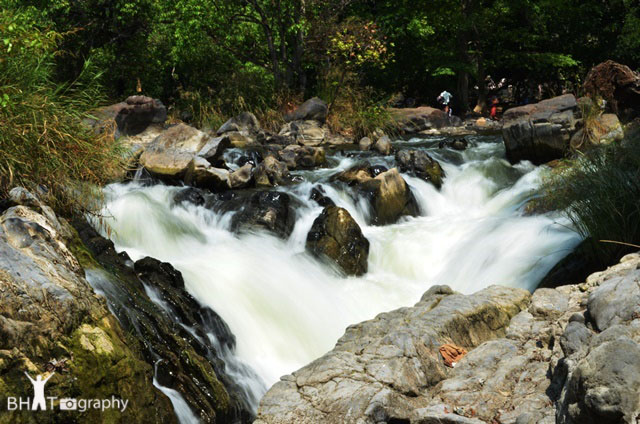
{"left": 437, "top": 90, "right": 453, "bottom": 117}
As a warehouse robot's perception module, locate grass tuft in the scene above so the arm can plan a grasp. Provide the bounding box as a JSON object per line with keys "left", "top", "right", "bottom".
{"left": 0, "top": 7, "right": 125, "bottom": 216}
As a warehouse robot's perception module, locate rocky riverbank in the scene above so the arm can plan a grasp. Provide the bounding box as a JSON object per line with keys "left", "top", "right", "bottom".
{"left": 255, "top": 253, "right": 640, "bottom": 424}
{"left": 0, "top": 188, "right": 253, "bottom": 423}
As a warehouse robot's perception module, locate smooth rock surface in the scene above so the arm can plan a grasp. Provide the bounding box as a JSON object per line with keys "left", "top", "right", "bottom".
{"left": 256, "top": 252, "right": 640, "bottom": 424}
{"left": 140, "top": 123, "right": 210, "bottom": 178}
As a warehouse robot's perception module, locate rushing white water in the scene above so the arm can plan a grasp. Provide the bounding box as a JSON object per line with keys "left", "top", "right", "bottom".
{"left": 95, "top": 135, "right": 581, "bottom": 411}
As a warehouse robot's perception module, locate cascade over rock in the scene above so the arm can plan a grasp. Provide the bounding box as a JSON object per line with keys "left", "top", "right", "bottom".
{"left": 336, "top": 164, "right": 419, "bottom": 225}
{"left": 395, "top": 149, "right": 445, "bottom": 189}
{"left": 0, "top": 188, "right": 177, "bottom": 423}
{"left": 230, "top": 191, "right": 295, "bottom": 239}
{"left": 306, "top": 206, "right": 370, "bottom": 276}
{"left": 75, "top": 220, "right": 255, "bottom": 423}
{"left": 255, "top": 254, "right": 640, "bottom": 424}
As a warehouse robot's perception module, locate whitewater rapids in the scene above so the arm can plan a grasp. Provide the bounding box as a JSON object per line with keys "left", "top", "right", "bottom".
{"left": 94, "top": 135, "right": 581, "bottom": 412}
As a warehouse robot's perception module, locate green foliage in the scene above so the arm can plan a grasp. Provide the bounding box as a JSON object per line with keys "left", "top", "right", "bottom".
{"left": 0, "top": 7, "right": 124, "bottom": 215}
{"left": 540, "top": 129, "right": 640, "bottom": 267}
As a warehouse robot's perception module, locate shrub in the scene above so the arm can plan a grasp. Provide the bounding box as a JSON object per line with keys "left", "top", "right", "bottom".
{"left": 0, "top": 7, "right": 124, "bottom": 215}
{"left": 541, "top": 127, "right": 640, "bottom": 267}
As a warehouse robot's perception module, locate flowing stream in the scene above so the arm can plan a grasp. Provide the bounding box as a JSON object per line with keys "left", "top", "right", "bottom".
{"left": 95, "top": 135, "right": 581, "bottom": 416}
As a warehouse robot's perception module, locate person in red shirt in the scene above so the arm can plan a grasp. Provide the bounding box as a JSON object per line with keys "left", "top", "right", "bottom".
{"left": 490, "top": 97, "right": 499, "bottom": 120}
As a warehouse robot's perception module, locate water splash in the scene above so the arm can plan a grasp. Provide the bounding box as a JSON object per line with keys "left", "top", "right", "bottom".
{"left": 95, "top": 136, "right": 581, "bottom": 409}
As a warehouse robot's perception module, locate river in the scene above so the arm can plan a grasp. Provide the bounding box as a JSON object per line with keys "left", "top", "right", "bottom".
{"left": 95, "top": 134, "right": 581, "bottom": 419}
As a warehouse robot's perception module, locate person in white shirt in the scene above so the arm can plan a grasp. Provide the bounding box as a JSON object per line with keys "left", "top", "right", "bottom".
{"left": 437, "top": 91, "right": 453, "bottom": 116}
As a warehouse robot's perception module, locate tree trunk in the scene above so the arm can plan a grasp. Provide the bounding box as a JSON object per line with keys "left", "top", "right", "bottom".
{"left": 457, "top": 71, "right": 469, "bottom": 114}
{"left": 293, "top": 0, "right": 306, "bottom": 93}
{"left": 475, "top": 52, "right": 487, "bottom": 114}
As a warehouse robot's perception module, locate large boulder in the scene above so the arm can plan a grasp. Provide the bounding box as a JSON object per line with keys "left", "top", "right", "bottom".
{"left": 502, "top": 94, "right": 578, "bottom": 164}
{"left": 230, "top": 191, "right": 295, "bottom": 239}
{"left": 278, "top": 120, "right": 328, "bottom": 146}
{"left": 217, "top": 111, "right": 261, "bottom": 135}
{"left": 395, "top": 149, "right": 445, "bottom": 189}
{"left": 391, "top": 106, "right": 463, "bottom": 133}
{"left": 277, "top": 145, "right": 326, "bottom": 169}
{"left": 115, "top": 95, "right": 167, "bottom": 136}
{"left": 306, "top": 206, "right": 370, "bottom": 276}
{"left": 285, "top": 97, "right": 328, "bottom": 123}
{"left": 255, "top": 252, "right": 640, "bottom": 424}
{"left": 0, "top": 190, "right": 178, "bottom": 423}
{"left": 336, "top": 164, "right": 419, "bottom": 225}
{"left": 255, "top": 285, "right": 531, "bottom": 424}
{"left": 583, "top": 60, "right": 640, "bottom": 121}
{"left": 140, "top": 123, "right": 210, "bottom": 179}
{"left": 88, "top": 96, "right": 167, "bottom": 137}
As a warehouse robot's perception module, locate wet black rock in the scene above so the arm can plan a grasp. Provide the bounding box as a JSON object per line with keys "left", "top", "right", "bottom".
{"left": 395, "top": 149, "right": 445, "bottom": 189}
{"left": 439, "top": 138, "right": 469, "bottom": 151}
{"left": 230, "top": 191, "right": 295, "bottom": 239}
{"left": 310, "top": 186, "right": 336, "bottom": 208}
{"left": 173, "top": 187, "right": 206, "bottom": 207}
{"left": 306, "top": 206, "right": 369, "bottom": 276}
{"left": 74, "top": 220, "right": 255, "bottom": 423}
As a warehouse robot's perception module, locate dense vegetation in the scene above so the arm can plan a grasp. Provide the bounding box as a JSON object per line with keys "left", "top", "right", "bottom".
{"left": 2, "top": 0, "right": 638, "bottom": 116}
{"left": 1, "top": 1, "right": 639, "bottom": 222}
{"left": 0, "top": 7, "right": 124, "bottom": 212}
{"left": 541, "top": 125, "right": 640, "bottom": 269}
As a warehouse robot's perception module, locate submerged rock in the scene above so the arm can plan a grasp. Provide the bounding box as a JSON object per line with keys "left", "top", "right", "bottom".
{"left": 306, "top": 206, "right": 369, "bottom": 276}
{"left": 309, "top": 186, "right": 335, "bottom": 208}
{"left": 231, "top": 191, "right": 295, "bottom": 239}
{"left": 395, "top": 149, "right": 445, "bottom": 189}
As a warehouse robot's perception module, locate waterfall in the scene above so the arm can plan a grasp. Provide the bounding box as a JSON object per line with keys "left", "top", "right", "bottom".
{"left": 94, "top": 135, "right": 581, "bottom": 412}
